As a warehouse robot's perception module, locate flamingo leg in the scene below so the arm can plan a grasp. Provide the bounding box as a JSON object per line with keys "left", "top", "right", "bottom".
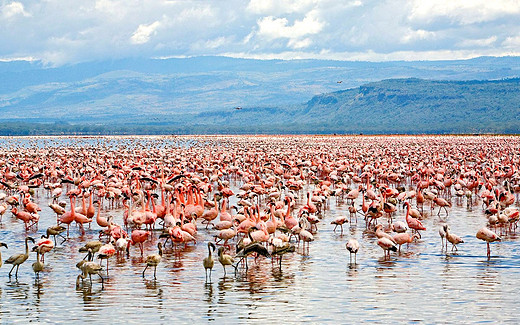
{"left": 100, "top": 273, "right": 104, "bottom": 287}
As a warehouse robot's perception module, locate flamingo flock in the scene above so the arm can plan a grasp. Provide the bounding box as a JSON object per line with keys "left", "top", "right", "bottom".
{"left": 0, "top": 135, "right": 518, "bottom": 287}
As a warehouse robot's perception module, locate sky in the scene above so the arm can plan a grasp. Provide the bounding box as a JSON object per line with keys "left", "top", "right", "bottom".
{"left": 1, "top": 0, "right": 520, "bottom": 66}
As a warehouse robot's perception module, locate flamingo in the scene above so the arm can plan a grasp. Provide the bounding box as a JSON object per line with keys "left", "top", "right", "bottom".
{"left": 76, "top": 249, "right": 104, "bottom": 288}
{"left": 375, "top": 224, "right": 397, "bottom": 244}
{"left": 203, "top": 242, "right": 216, "bottom": 282}
{"left": 476, "top": 227, "right": 501, "bottom": 259}
{"left": 79, "top": 240, "right": 103, "bottom": 259}
{"left": 32, "top": 250, "right": 44, "bottom": 279}
{"left": 5, "top": 237, "right": 35, "bottom": 278}
{"left": 217, "top": 246, "right": 234, "bottom": 276}
{"left": 346, "top": 238, "right": 359, "bottom": 264}
{"left": 433, "top": 196, "right": 451, "bottom": 216}
{"left": 377, "top": 237, "right": 397, "bottom": 259}
{"left": 58, "top": 195, "right": 77, "bottom": 237}
{"left": 32, "top": 234, "right": 54, "bottom": 263}
{"left": 143, "top": 242, "right": 163, "bottom": 279}
{"left": 115, "top": 237, "right": 131, "bottom": 256}
{"left": 97, "top": 242, "right": 116, "bottom": 275}
{"left": 391, "top": 221, "right": 407, "bottom": 233}
{"left": 444, "top": 225, "right": 464, "bottom": 251}
{"left": 331, "top": 215, "right": 349, "bottom": 233}
{"left": 298, "top": 217, "right": 314, "bottom": 251}
{"left": 11, "top": 207, "right": 37, "bottom": 230}
{"left": 392, "top": 232, "right": 419, "bottom": 253}
{"left": 403, "top": 202, "right": 426, "bottom": 238}
{"left": 131, "top": 229, "right": 150, "bottom": 256}
{"left": 439, "top": 223, "right": 447, "bottom": 250}
{"left": 215, "top": 222, "right": 237, "bottom": 248}
{"left": 201, "top": 196, "right": 219, "bottom": 228}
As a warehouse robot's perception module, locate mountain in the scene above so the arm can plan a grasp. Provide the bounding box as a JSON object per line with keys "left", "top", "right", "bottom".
{"left": 0, "top": 56, "right": 519, "bottom": 134}
{"left": 171, "top": 78, "right": 520, "bottom": 134}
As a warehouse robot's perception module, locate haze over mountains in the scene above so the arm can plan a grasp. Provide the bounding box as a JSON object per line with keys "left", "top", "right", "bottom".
{"left": 0, "top": 56, "right": 519, "bottom": 134}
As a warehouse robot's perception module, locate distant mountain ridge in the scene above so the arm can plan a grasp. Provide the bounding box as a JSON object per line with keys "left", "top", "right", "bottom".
{"left": 181, "top": 78, "right": 520, "bottom": 134}
{"left": 0, "top": 56, "right": 519, "bottom": 134}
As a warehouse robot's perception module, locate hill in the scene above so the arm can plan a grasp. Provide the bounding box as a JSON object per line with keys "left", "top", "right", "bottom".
{"left": 0, "top": 56, "right": 519, "bottom": 134}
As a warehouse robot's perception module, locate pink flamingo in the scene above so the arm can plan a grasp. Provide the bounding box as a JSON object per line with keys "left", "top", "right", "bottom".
{"left": 12, "top": 207, "right": 38, "bottom": 230}
{"left": 58, "top": 195, "right": 76, "bottom": 237}
{"left": 377, "top": 237, "right": 397, "bottom": 259}
{"left": 476, "top": 227, "right": 501, "bottom": 259}
{"left": 392, "top": 232, "right": 419, "bottom": 253}
{"left": 404, "top": 202, "right": 426, "bottom": 238}
{"left": 33, "top": 235, "right": 54, "bottom": 262}
{"left": 131, "top": 229, "right": 150, "bottom": 256}
{"left": 97, "top": 242, "right": 116, "bottom": 274}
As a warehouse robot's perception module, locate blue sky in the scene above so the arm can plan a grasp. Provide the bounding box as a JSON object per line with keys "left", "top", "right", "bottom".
{"left": 1, "top": 0, "right": 520, "bottom": 66}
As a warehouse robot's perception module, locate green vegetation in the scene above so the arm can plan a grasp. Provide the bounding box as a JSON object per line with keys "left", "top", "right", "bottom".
{"left": 1, "top": 78, "right": 519, "bottom": 135}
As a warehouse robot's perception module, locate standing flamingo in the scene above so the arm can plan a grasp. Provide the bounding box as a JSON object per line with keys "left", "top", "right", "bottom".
{"left": 218, "top": 246, "right": 235, "bottom": 276}
{"left": 5, "top": 237, "right": 35, "bottom": 278}
{"left": 203, "top": 242, "right": 216, "bottom": 282}
{"left": 403, "top": 202, "right": 426, "bottom": 238}
{"left": 444, "top": 225, "right": 464, "bottom": 251}
{"left": 32, "top": 250, "right": 44, "bottom": 279}
{"left": 32, "top": 234, "right": 54, "bottom": 263}
{"left": 392, "top": 232, "right": 419, "bottom": 253}
{"left": 476, "top": 227, "right": 501, "bottom": 259}
{"left": 377, "top": 237, "right": 397, "bottom": 259}
{"left": 131, "top": 229, "right": 150, "bottom": 256}
{"left": 97, "top": 242, "right": 116, "bottom": 275}
{"left": 346, "top": 238, "right": 359, "bottom": 264}
{"left": 143, "top": 242, "right": 163, "bottom": 279}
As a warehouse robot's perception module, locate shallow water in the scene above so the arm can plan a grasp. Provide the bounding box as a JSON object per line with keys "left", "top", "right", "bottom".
{"left": 0, "top": 136, "right": 519, "bottom": 323}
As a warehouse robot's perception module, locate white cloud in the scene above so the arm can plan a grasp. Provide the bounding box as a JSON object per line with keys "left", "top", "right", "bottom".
{"left": 503, "top": 35, "right": 520, "bottom": 48}
{"left": 288, "top": 37, "right": 312, "bottom": 49}
{"left": 247, "top": 0, "right": 316, "bottom": 15}
{"left": 409, "top": 0, "right": 520, "bottom": 25}
{"left": 257, "top": 11, "right": 323, "bottom": 40}
{"left": 400, "top": 29, "right": 436, "bottom": 44}
{"left": 1, "top": 1, "right": 30, "bottom": 19}
{"left": 458, "top": 36, "right": 497, "bottom": 48}
{"left": 0, "top": 0, "right": 519, "bottom": 65}
{"left": 131, "top": 21, "right": 161, "bottom": 44}
{"left": 224, "top": 48, "right": 520, "bottom": 62}
{"left": 205, "top": 37, "right": 229, "bottom": 49}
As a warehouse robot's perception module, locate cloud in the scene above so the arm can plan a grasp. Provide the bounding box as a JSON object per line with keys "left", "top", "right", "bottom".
{"left": 255, "top": 10, "right": 323, "bottom": 49}
{"left": 503, "top": 35, "right": 520, "bottom": 48}
{"left": 257, "top": 14, "right": 323, "bottom": 40}
{"left": 409, "top": 0, "right": 520, "bottom": 25}
{"left": 288, "top": 37, "right": 312, "bottom": 49}
{"left": 131, "top": 21, "right": 161, "bottom": 45}
{"left": 0, "top": 0, "right": 519, "bottom": 65}
{"left": 247, "top": 0, "right": 316, "bottom": 15}
{"left": 400, "top": 29, "right": 436, "bottom": 44}
{"left": 458, "top": 36, "right": 497, "bottom": 48}
{"left": 1, "top": 1, "right": 30, "bottom": 19}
